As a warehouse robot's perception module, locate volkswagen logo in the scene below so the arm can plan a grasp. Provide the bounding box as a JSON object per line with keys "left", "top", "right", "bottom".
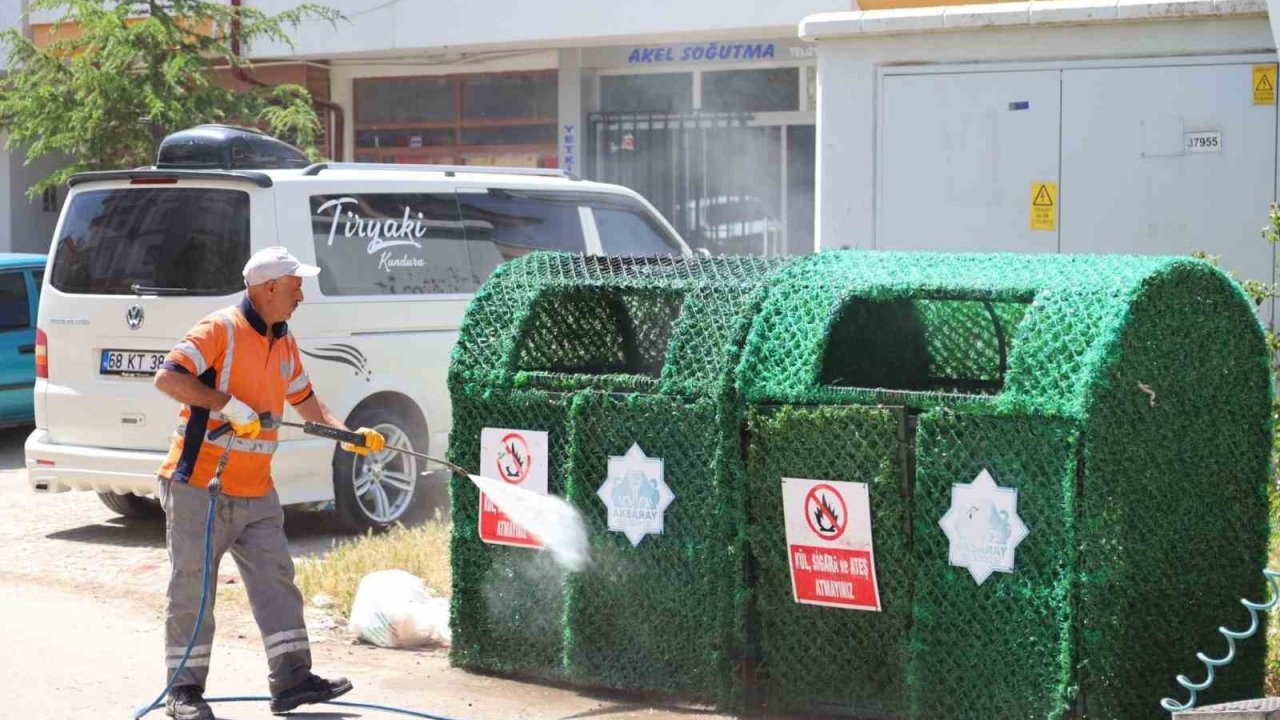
{"left": 126, "top": 304, "right": 144, "bottom": 331}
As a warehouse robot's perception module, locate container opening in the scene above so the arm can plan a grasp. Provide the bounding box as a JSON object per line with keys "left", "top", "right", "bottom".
{"left": 517, "top": 288, "right": 685, "bottom": 380}
{"left": 820, "top": 296, "right": 1031, "bottom": 396}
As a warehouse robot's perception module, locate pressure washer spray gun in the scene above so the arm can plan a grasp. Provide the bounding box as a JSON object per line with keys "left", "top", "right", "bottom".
{"left": 208, "top": 412, "right": 470, "bottom": 477}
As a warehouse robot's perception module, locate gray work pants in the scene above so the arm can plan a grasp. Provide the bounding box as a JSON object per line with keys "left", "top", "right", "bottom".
{"left": 159, "top": 476, "right": 311, "bottom": 695}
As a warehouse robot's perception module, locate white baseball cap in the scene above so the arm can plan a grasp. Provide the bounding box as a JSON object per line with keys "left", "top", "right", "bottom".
{"left": 242, "top": 246, "right": 321, "bottom": 287}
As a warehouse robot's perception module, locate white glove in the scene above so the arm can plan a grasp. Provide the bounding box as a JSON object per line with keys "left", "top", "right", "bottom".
{"left": 220, "top": 396, "right": 261, "bottom": 439}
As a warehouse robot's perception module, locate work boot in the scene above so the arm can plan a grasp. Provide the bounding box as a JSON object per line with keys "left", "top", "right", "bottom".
{"left": 269, "top": 673, "right": 353, "bottom": 714}
{"left": 165, "top": 685, "right": 214, "bottom": 720}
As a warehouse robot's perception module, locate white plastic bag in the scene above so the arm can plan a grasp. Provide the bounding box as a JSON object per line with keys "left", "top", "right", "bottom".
{"left": 347, "top": 570, "right": 451, "bottom": 648}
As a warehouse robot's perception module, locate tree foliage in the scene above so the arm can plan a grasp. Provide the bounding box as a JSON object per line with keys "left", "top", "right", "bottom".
{"left": 0, "top": 0, "right": 341, "bottom": 194}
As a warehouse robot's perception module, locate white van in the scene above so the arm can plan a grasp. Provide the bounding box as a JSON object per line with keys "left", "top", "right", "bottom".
{"left": 25, "top": 125, "right": 690, "bottom": 530}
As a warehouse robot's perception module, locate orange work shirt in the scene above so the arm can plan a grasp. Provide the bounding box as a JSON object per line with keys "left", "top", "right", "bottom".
{"left": 158, "top": 295, "right": 314, "bottom": 497}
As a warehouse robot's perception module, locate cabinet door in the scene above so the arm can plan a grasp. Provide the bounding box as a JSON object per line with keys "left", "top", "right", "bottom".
{"left": 878, "top": 70, "right": 1062, "bottom": 253}
{"left": 1061, "top": 64, "right": 1276, "bottom": 298}
{"left": 911, "top": 412, "right": 1079, "bottom": 720}
{"left": 563, "top": 394, "right": 737, "bottom": 699}
{"left": 746, "top": 404, "right": 912, "bottom": 716}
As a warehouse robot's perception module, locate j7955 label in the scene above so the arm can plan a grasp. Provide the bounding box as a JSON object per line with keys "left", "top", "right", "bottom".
{"left": 1184, "top": 131, "right": 1222, "bottom": 153}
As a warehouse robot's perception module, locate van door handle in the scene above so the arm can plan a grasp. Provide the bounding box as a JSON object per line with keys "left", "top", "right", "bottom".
{"left": 18, "top": 344, "right": 34, "bottom": 354}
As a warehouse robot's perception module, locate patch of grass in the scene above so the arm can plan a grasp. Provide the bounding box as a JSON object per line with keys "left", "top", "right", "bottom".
{"left": 295, "top": 519, "right": 451, "bottom": 618}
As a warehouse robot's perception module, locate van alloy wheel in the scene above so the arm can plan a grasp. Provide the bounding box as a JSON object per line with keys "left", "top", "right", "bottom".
{"left": 347, "top": 421, "right": 417, "bottom": 525}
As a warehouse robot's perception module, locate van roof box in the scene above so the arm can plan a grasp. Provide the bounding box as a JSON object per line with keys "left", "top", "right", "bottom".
{"left": 156, "top": 124, "right": 309, "bottom": 171}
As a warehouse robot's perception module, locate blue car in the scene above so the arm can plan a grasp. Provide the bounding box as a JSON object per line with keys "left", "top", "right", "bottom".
{"left": 0, "top": 253, "right": 45, "bottom": 427}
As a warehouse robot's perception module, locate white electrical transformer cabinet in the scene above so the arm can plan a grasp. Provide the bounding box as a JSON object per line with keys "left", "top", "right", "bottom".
{"left": 804, "top": 3, "right": 1280, "bottom": 322}
{"left": 879, "top": 58, "right": 1276, "bottom": 286}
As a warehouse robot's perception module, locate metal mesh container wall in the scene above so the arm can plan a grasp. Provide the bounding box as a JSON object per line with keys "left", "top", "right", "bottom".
{"left": 448, "top": 253, "right": 788, "bottom": 702}
{"left": 737, "top": 251, "right": 1271, "bottom": 719}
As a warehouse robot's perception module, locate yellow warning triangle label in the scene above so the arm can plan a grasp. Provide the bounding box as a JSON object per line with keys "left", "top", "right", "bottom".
{"left": 1032, "top": 185, "right": 1054, "bottom": 207}
{"left": 1254, "top": 65, "right": 1276, "bottom": 105}
{"left": 1030, "top": 181, "right": 1057, "bottom": 231}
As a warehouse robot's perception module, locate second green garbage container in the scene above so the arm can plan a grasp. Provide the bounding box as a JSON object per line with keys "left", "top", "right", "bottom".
{"left": 737, "top": 251, "right": 1271, "bottom": 720}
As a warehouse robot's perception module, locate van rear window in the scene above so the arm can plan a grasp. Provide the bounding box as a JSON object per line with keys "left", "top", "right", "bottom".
{"left": 50, "top": 188, "right": 250, "bottom": 295}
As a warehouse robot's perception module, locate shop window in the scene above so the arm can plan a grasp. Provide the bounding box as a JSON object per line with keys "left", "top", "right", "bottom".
{"left": 600, "top": 73, "right": 693, "bottom": 113}
{"left": 356, "top": 76, "right": 454, "bottom": 124}
{"left": 356, "top": 128, "right": 455, "bottom": 150}
{"left": 462, "top": 74, "right": 556, "bottom": 120}
{"left": 460, "top": 125, "right": 558, "bottom": 146}
{"left": 701, "top": 68, "right": 799, "bottom": 113}
{"left": 354, "top": 71, "right": 558, "bottom": 167}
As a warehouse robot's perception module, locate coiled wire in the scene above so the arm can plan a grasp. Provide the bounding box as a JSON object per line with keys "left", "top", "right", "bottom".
{"left": 1160, "top": 568, "right": 1280, "bottom": 713}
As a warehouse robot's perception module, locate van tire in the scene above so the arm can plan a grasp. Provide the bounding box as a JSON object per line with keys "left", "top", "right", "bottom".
{"left": 332, "top": 401, "right": 433, "bottom": 533}
{"left": 97, "top": 491, "right": 162, "bottom": 519}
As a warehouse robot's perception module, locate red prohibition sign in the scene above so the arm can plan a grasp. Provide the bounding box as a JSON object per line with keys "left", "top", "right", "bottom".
{"left": 496, "top": 432, "right": 533, "bottom": 485}
{"left": 804, "top": 484, "right": 848, "bottom": 541}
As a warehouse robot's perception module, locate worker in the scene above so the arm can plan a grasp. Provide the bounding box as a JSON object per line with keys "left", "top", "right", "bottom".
{"left": 152, "top": 246, "right": 386, "bottom": 720}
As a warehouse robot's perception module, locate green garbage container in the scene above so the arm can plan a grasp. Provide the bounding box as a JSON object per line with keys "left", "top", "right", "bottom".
{"left": 448, "top": 252, "right": 788, "bottom": 702}
{"left": 737, "top": 251, "right": 1271, "bottom": 719}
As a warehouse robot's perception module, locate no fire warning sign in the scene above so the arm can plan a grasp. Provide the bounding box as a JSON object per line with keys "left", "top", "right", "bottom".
{"left": 782, "top": 478, "right": 881, "bottom": 612}
{"left": 479, "top": 427, "right": 549, "bottom": 548}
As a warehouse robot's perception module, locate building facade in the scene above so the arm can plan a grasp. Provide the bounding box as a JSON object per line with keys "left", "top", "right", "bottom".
{"left": 269, "top": 0, "right": 849, "bottom": 257}
{"left": 1, "top": 0, "right": 856, "bottom": 257}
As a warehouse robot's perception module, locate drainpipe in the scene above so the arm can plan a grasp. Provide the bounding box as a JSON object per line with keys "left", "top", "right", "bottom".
{"left": 229, "top": 0, "right": 344, "bottom": 160}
